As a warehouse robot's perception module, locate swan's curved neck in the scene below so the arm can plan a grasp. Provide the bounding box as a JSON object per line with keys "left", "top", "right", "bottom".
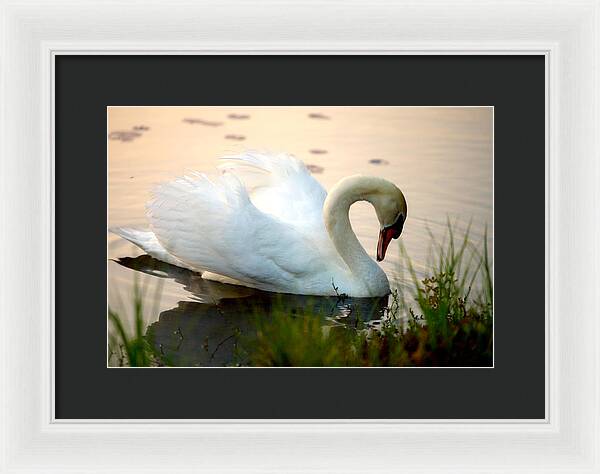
{"left": 323, "top": 176, "right": 385, "bottom": 284}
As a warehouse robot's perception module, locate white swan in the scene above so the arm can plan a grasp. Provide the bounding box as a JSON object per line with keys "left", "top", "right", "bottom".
{"left": 111, "top": 152, "right": 407, "bottom": 297}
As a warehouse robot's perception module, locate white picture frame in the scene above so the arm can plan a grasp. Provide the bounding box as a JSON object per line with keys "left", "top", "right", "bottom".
{"left": 1, "top": 0, "right": 598, "bottom": 472}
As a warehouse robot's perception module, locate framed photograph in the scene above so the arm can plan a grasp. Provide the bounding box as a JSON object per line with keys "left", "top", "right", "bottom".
{"left": 1, "top": 1, "right": 599, "bottom": 473}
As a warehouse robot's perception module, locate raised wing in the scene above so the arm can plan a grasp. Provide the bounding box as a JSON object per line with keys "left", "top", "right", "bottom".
{"left": 146, "top": 168, "right": 328, "bottom": 291}
{"left": 218, "top": 151, "right": 327, "bottom": 234}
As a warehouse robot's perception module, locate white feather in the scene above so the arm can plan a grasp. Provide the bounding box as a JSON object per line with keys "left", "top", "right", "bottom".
{"left": 111, "top": 151, "right": 405, "bottom": 296}
{"left": 109, "top": 227, "right": 196, "bottom": 271}
{"left": 140, "top": 153, "right": 341, "bottom": 294}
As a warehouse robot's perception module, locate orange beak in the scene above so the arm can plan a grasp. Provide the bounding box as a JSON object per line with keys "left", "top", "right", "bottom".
{"left": 376, "top": 215, "right": 405, "bottom": 262}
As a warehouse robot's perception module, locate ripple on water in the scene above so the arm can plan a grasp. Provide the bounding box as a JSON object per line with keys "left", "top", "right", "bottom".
{"left": 109, "top": 130, "right": 143, "bottom": 142}
{"left": 225, "top": 134, "right": 246, "bottom": 141}
{"left": 228, "top": 113, "right": 250, "bottom": 120}
{"left": 308, "top": 113, "right": 330, "bottom": 120}
{"left": 109, "top": 125, "right": 150, "bottom": 142}
{"left": 369, "top": 159, "right": 390, "bottom": 165}
{"left": 182, "top": 118, "right": 223, "bottom": 126}
{"left": 306, "top": 164, "right": 324, "bottom": 174}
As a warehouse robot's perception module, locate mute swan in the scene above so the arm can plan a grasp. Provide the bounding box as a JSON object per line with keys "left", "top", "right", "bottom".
{"left": 111, "top": 152, "right": 407, "bottom": 297}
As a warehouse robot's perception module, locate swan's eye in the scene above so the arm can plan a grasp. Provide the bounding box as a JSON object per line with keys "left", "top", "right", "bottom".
{"left": 394, "top": 212, "right": 405, "bottom": 228}
{"left": 385, "top": 212, "right": 405, "bottom": 240}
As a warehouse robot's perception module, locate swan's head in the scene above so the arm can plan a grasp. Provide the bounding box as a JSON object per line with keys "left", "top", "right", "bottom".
{"left": 324, "top": 174, "right": 407, "bottom": 262}
{"left": 368, "top": 178, "right": 407, "bottom": 262}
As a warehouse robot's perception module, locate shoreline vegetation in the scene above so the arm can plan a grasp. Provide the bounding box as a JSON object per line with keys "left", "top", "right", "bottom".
{"left": 108, "top": 223, "right": 493, "bottom": 367}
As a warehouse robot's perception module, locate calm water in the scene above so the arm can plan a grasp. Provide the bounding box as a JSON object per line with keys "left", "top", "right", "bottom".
{"left": 107, "top": 106, "right": 493, "bottom": 366}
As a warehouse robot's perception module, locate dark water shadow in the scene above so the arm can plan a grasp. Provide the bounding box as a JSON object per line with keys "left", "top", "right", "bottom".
{"left": 114, "top": 255, "right": 389, "bottom": 366}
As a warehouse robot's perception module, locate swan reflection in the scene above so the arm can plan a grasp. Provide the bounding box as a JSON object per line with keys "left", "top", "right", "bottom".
{"left": 114, "top": 255, "right": 389, "bottom": 366}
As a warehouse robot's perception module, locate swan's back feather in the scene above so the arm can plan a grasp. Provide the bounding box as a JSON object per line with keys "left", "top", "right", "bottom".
{"left": 219, "top": 150, "right": 305, "bottom": 175}
{"left": 219, "top": 152, "right": 327, "bottom": 231}
{"left": 109, "top": 227, "right": 196, "bottom": 270}
{"left": 146, "top": 164, "right": 335, "bottom": 293}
